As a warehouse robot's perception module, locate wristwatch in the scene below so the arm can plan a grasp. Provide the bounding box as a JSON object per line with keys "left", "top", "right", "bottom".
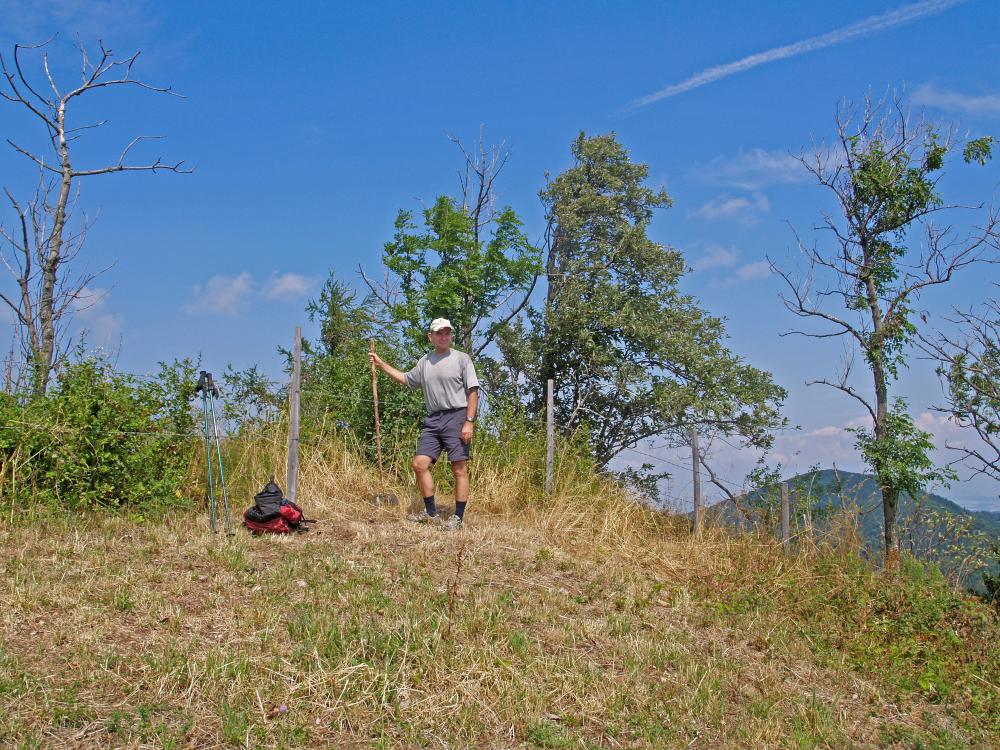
{"left": 465, "top": 417, "right": 475, "bottom": 423}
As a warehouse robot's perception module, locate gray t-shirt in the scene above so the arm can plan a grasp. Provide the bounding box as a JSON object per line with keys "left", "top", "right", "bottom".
{"left": 405, "top": 348, "right": 479, "bottom": 414}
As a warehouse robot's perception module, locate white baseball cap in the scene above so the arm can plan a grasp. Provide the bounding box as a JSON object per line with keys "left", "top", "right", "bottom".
{"left": 429, "top": 318, "right": 453, "bottom": 332}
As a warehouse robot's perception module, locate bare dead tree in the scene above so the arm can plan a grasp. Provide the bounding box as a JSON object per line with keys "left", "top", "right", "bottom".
{"left": 0, "top": 39, "right": 189, "bottom": 395}
{"left": 920, "top": 293, "right": 1000, "bottom": 485}
{"left": 451, "top": 125, "right": 509, "bottom": 243}
{"left": 450, "top": 126, "right": 539, "bottom": 356}
{"left": 0, "top": 175, "right": 108, "bottom": 389}
{"left": 770, "top": 91, "right": 998, "bottom": 554}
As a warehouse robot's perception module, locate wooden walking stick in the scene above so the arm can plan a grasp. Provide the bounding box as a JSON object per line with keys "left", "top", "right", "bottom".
{"left": 370, "top": 340, "right": 397, "bottom": 506}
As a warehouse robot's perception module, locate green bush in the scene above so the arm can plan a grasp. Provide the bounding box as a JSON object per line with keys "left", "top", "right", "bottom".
{"left": 0, "top": 356, "right": 199, "bottom": 514}
{"left": 300, "top": 340, "right": 425, "bottom": 474}
{"left": 983, "top": 542, "right": 1000, "bottom": 608}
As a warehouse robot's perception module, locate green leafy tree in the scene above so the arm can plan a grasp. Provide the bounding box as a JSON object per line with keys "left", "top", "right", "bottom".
{"left": 220, "top": 364, "right": 282, "bottom": 429}
{"left": 983, "top": 543, "right": 1000, "bottom": 607}
{"left": 363, "top": 134, "right": 541, "bottom": 358}
{"left": 298, "top": 272, "right": 424, "bottom": 466}
{"left": 849, "top": 398, "right": 954, "bottom": 514}
{"left": 773, "top": 93, "right": 996, "bottom": 554}
{"left": 521, "top": 132, "right": 785, "bottom": 468}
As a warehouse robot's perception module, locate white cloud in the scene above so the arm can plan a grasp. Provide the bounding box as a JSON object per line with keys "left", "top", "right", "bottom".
{"left": 805, "top": 425, "right": 843, "bottom": 438}
{"left": 730, "top": 260, "right": 771, "bottom": 283}
{"left": 0, "top": 1, "right": 160, "bottom": 44}
{"left": 185, "top": 271, "right": 316, "bottom": 317}
{"left": 71, "top": 285, "right": 122, "bottom": 345}
{"left": 698, "top": 148, "right": 810, "bottom": 190}
{"left": 691, "top": 243, "right": 740, "bottom": 272}
{"left": 628, "top": 0, "right": 967, "bottom": 108}
{"left": 772, "top": 419, "right": 865, "bottom": 470}
{"left": 264, "top": 272, "right": 317, "bottom": 300}
{"left": 915, "top": 410, "right": 968, "bottom": 449}
{"left": 911, "top": 83, "right": 1000, "bottom": 117}
{"left": 693, "top": 192, "right": 771, "bottom": 224}
{"left": 184, "top": 272, "right": 254, "bottom": 317}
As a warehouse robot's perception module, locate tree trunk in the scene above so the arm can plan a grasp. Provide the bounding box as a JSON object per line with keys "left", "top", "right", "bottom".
{"left": 34, "top": 110, "right": 73, "bottom": 396}
{"left": 872, "top": 349, "right": 899, "bottom": 558}
{"left": 540, "top": 230, "right": 560, "bottom": 409}
{"left": 866, "top": 258, "right": 899, "bottom": 558}
{"left": 881, "top": 483, "right": 899, "bottom": 556}
{"left": 463, "top": 290, "right": 473, "bottom": 353}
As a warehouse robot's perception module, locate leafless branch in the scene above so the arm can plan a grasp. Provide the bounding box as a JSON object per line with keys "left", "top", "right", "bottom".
{"left": 473, "top": 270, "right": 539, "bottom": 358}
{"left": 357, "top": 264, "right": 396, "bottom": 312}
{"left": 16, "top": 41, "right": 56, "bottom": 107}
{"left": 698, "top": 452, "right": 754, "bottom": 524}
{"left": 918, "top": 296, "right": 1000, "bottom": 482}
{"left": 5, "top": 139, "right": 60, "bottom": 173}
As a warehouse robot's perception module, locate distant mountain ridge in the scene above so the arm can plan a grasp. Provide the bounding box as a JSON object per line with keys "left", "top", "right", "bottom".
{"left": 706, "top": 469, "right": 999, "bottom": 590}
{"left": 706, "top": 468, "right": 999, "bottom": 537}
{"left": 779, "top": 469, "right": 999, "bottom": 540}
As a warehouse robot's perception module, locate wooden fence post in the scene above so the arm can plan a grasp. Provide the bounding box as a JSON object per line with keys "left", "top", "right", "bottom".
{"left": 780, "top": 481, "right": 790, "bottom": 548}
{"left": 690, "top": 425, "right": 702, "bottom": 535}
{"left": 545, "top": 378, "right": 555, "bottom": 495}
{"left": 286, "top": 326, "right": 302, "bottom": 502}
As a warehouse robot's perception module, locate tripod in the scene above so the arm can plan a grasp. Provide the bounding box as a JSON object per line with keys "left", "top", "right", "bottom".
{"left": 195, "top": 371, "right": 233, "bottom": 534}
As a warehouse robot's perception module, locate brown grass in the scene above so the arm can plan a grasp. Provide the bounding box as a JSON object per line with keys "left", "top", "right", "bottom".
{"left": 0, "top": 432, "right": 996, "bottom": 748}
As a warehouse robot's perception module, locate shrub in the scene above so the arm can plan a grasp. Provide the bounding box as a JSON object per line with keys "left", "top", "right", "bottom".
{"left": 983, "top": 543, "right": 1000, "bottom": 608}
{"left": 0, "top": 356, "right": 199, "bottom": 514}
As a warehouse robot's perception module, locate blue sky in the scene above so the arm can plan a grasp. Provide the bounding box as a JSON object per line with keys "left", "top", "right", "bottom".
{"left": 1, "top": 1, "right": 998, "bottom": 510}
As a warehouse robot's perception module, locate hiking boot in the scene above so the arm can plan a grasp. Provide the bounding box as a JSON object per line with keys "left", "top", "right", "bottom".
{"left": 407, "top": 510, "right": 439, "bottom": 524}
{"left": 441, "top": 515, "right": 464, "bottom": 531}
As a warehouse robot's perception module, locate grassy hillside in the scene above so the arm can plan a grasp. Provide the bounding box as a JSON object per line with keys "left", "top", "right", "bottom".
{"left": 1, "top": 439, "right": 998, "bottom": 749}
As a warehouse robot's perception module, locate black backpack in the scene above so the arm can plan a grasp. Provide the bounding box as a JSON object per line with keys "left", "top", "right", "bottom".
{"left": 243, "top": 481, "right": 314, "bottom": 534}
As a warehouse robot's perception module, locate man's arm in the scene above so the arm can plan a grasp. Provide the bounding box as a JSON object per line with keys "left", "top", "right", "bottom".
{"left": 466, "top": 387, "right": 479, "bottom": 422}
{"left": 461, "top": 387, "right": 479, "bottom": 444}
{"left": 369, "top": 351, "right": 409, "bottom": 387}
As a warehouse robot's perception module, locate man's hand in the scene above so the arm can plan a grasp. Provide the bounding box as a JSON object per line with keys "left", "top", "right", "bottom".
{"left": 460, "top": 419, "right": 474, "bottom": 444}
{"left": 368, "top": 351, "right": 408, "bottom": 386}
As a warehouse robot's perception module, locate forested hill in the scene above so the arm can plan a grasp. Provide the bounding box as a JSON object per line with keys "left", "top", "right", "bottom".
{"left": 706, "top": 469, "right": 999, "bottom": 539}
{"left": 706, "top": 469, "right": 999, "bottom": 590}
{"left": 777, "top": 469, "right": 1000, "bottom": 542}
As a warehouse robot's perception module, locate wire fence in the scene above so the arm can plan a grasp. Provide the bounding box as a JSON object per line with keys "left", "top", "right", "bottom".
{"left": 0, "top": 357, "right": 985, "bottom": 533}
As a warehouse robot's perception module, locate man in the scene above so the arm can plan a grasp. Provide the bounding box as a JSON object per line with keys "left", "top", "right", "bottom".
{"left": 369, "top": 318, "right": 479, "bottom": 530}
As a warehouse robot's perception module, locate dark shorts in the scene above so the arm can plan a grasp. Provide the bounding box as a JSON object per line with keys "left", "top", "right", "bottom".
{"left": 416, "top": 408, "right": 470, "bottom": 463}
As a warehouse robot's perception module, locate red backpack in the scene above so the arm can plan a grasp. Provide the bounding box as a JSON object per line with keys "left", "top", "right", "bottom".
{"left": 243, "top": 481, "right": 314, "bottom": 534}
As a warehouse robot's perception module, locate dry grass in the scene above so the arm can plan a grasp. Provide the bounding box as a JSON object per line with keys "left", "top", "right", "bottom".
{"left": 0, "top": 433, "right": 997, "bottom": 748}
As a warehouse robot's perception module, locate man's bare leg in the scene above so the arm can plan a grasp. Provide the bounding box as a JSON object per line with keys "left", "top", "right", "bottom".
{"left": 412, "top": 455, "right": 435, "bottom": 498}
{"left": 451, "top": 460, "right": 469, "bottom": 502}
{"left": 450, "top": 460, "right": 469, "bottom": 524}
{"left": 411, "top": 455, "right": 437, "bottom": 520}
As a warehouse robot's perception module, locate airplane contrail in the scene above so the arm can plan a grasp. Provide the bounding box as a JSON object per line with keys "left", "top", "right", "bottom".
{"left": 627, "top": 0, "right": 968, "bottom": 110}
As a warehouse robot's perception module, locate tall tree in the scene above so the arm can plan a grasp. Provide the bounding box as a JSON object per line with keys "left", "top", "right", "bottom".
{"left": 527, "top": 132, "right": 785, "bottom": 468}
{"left": 0, "top": 40, "right": 187, "bottom": 395}
{"left": 773, "top": 93, "right": 997, "bottom": 554}
{"left": 362, "top": 132, "right": 541, "bottom": 357}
